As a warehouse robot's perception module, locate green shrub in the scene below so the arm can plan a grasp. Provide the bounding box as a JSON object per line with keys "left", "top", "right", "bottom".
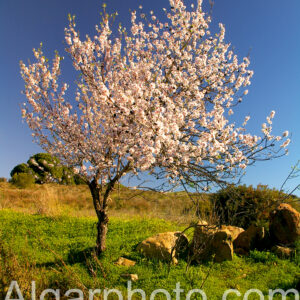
{"left": 0, "top": 177, "right": 7, "bottom": 182}
{"left": 26, "top": 153, "right": 83, "bottom": 185}
{"left": 11, "top": 173, "right": 35, "bottom": 189}
{"left": 249, "top": 250, "right": 278, "bottom": 263}
{"left": 10, "top": 163, "right": 32, "bottom": 178}
{"left": 10, "top": 153, "right": 86, "bottom": 186}
{"left": 210, "top": 184, "right": 292, "bottom": 228}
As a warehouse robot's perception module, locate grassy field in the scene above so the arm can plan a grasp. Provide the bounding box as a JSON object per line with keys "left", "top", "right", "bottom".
{"left": 0, "top": 182, "right": 299, "bottom": 299}
{"left": 0, "top": 182, "right": 212, "bottom": 223}
{"left": 0, "top": 210, "right": 299, "bottom": 299}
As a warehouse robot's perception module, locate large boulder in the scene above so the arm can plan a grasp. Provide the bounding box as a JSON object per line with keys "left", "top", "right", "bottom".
{"left": 269, "top": 203, "right": 300, "bottom": 245}
{"left": 191, "top": 222, "right": 233, "bottom": 263}
{"left": 233, "top": 224, "right": 265, "bottom": 254}
{"left": 220, "top": 225, "right": 244, "bottom": 242}
{"left": 137, "top": 232, "right": 188, "bottom": 264}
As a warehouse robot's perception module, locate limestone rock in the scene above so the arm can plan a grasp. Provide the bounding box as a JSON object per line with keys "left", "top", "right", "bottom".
{"left": 115, "top": 257, "right": 136, "bottom": 267}
{"left": 220, "top": 225, "right": 244, "bottom": 242}
{"left": 269, "top": 203, "right": 300, "bottom": 245}
{"left": 233, "top": 224, "right": 265, "bottom": 253}
{"left": 137, "top": 232, "right": 188, "bottom": 264}
{"left": 191, "top": 223, "right": 233, "bottom": 263}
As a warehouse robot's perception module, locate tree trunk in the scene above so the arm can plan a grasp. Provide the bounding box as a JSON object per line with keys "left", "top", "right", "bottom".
{"left": 89, "top": 179, "right": 109, "bottom": 255}
{"left": 95, "top": 209, "right": 109, "bottom": 254}
{"left": 88, "top": 163, "right": 131, "bottom": 255}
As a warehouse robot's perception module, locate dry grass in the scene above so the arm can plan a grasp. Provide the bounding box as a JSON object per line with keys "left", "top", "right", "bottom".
{"left": 0, "top": 182, "right": 210, "bottom": 224}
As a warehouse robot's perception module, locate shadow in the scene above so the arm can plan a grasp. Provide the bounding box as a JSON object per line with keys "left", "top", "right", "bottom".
{"left": 35, "top": 260, "right": 62, "bottom": 268}
{"left": 32, "top": 247, "right": 102, "bottom": 271}
{"left": 67, "top": 246, "right": 100, "bottom": 264}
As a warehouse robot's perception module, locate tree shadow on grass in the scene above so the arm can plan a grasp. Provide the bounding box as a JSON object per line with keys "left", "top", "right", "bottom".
{"left": 67, "top": 246, "right": 101, "bottom": 264}
{"left": 35, "top": 247, "right": 99, "bottom": 269}
{"left": 35, "top": 260, "right": 61, "bottom": 268}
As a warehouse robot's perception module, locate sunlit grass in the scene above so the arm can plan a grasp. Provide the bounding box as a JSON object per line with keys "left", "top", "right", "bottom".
{"left": 0, "top": 210, "right": 299, "bottom": 299}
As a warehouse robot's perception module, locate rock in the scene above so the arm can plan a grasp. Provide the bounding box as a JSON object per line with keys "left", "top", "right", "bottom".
{"left": 220, "top": 225, "right": 244, "bottom": 242}
{"left": 269, "top": 203, "right": 300, "bottom": 245}
{"left": 137, "top": 232, "right": 188, "bottom": 264}
{"left": 115, "top": 257, "right": 136, "bottom": 267}
{"left": 211, "top": 230, "right": 234, "bottom": 263}
{"left": 271, "top": 245, "right": 295, "bottom": 258}
{"left": 233, "top": 224, "right": 265, "bottom": 253}
{"left": 191, "top": 222, "right": 233, "bottom": 263}
{"left": 120, "top": 274, "right": 138, "bottom": 281}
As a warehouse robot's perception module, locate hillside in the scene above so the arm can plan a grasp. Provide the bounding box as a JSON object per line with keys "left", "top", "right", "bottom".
{"left": 0, "top": 182, "right": 211, "bottom": 223}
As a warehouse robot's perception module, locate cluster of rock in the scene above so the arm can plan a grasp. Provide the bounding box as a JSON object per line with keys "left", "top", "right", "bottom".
{"left": 136, "top": 203, "right": 299, "bottom": 263}
{"left": 114, "top": 203, "right": 299, "bottom": 282}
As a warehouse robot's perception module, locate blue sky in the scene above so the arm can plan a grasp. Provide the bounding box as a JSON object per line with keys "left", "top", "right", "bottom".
{"left": 0, "top": 0, "right": 299, "bottom": 194}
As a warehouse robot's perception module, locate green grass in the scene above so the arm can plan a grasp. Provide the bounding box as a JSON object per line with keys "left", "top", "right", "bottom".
{"left": 0, "top": 210, "right": 299, "bottom": 299}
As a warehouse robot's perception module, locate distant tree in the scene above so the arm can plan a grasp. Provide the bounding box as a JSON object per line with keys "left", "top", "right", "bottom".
{"left": 10, "top": 163, "right": 32, "bottom": 178}
{"left": 10, "top": 153, "right": 81, "bottom": 185}
{"left": 20, "top": 0, "right": 289, "bottom": 253}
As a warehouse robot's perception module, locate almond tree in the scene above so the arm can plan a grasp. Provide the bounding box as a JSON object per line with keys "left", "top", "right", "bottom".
{"left": 20, "top": 0, "right": 289, "bottom": 254}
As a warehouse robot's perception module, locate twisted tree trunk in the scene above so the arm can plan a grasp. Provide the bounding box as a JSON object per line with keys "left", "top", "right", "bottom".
{"left": 88, "top": 163, "right": 132, "bottom": 254}
{"left": 89, "top": 179, "right": 109, "bottom": 254}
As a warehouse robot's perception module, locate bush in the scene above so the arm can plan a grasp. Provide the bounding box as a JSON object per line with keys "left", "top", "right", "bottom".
{"left": 10, "top": 163, "right": 32, "bottom": 178}
{"left": 210, "top": 184, "right": 293, "bottom": 229}
{"left": 249, "top": 250, "right": 278, "bottom": 263}
{"left": 0, "top": 177, "right": 7, "bottom": 183}
{"left": 11, "top": 173, "right": 35, "bottom": 189}
{"left": 10, "top": 153, "right": 86, "bottom": 186}
{"left": 27, "top": 153, "right": 84, "bottom": 185}
{"left": 11, "top": 154, "right": 76, "bottom": 185}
